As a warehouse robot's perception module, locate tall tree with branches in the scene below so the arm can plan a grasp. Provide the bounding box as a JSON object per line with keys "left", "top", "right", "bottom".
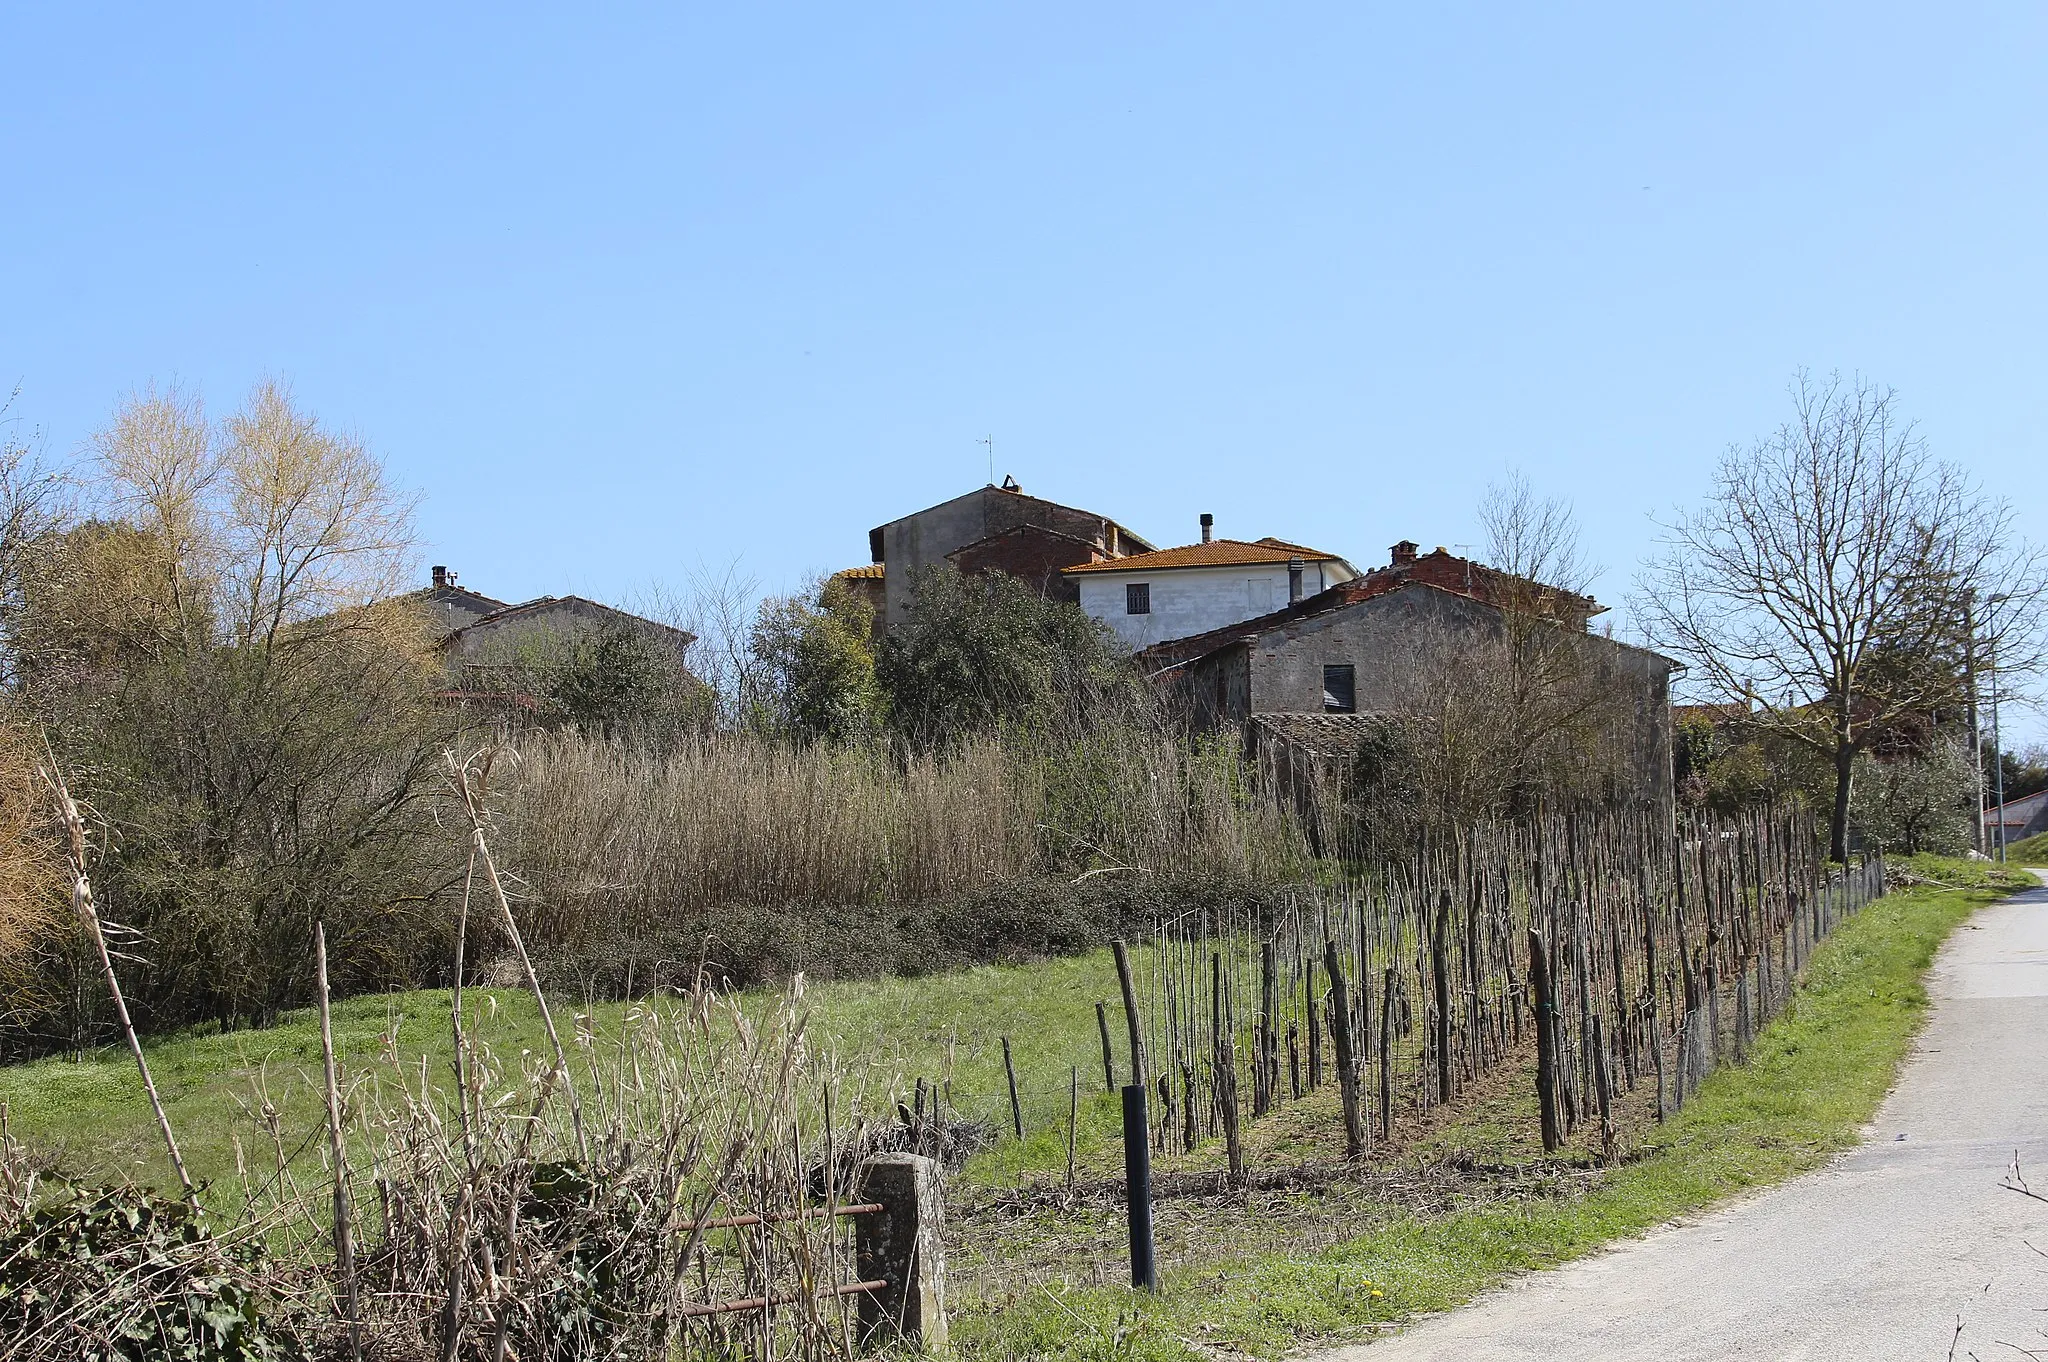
{"left": 1635, "top": 372, "right": 2046, "bottom": 861}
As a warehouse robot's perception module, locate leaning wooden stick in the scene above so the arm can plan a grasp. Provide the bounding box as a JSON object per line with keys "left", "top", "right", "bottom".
{"left": 41, "top": 748, "right": 198, "bottom": 1215}
{"left": 445, "top": 748, "right": 589, "bottom": 1162}
{"left": 315, "top": 922, "right": 364, "bottom": 1362}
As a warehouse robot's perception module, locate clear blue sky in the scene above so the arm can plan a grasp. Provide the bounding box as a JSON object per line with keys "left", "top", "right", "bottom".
{"left": 4, "top": 6, "right": 2044, "bottom": 669}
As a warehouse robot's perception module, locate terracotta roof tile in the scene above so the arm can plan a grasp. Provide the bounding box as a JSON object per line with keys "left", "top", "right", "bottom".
{"left": 1064, "top": 538, "right": 1347, "bottom": 574}
{"left": 834, "top": 564, "right": 885, "bottom": 579}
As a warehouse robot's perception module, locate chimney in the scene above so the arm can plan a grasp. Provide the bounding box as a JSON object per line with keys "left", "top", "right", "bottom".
{"left": 1288, "top": 556, "right": 1305, "bottom": 603}
{"left": 1390, "top": 541, "right": 1418, "bottom": 567}
{"left": 432, "top": 565, "right": 449, "bottom": 589}
{"left": 1200, "top": 513, "right": 1214, "bottom": 544}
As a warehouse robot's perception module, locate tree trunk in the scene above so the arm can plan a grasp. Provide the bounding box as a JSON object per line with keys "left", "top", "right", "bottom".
{"left": 1829, "top": 743, "right": 1856, "bottom": 864}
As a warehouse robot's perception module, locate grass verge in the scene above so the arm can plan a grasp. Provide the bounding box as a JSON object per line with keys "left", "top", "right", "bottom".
{"left": 949, "top": 865, "right": 2029, "bottom": 1361}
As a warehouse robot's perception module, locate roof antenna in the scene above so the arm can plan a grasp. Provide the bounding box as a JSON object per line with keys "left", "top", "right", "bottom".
{"left": 980, "top": 434, "right": 993, "bottom": 485}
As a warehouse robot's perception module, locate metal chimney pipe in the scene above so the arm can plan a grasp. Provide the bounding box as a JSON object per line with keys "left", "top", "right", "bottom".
{"left": 1200, "top": 513, "right": 1214, "bottom": 544}
{"left": 1288, "top": 556, "right": 1305, "bottom": 603}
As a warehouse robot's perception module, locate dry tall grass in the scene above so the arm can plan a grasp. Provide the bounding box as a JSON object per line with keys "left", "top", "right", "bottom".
{"left": 497, "top": 726, "right": 1317, "bottom": 978}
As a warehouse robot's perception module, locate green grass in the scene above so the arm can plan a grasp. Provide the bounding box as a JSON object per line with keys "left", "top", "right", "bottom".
{"left": 0, "top": 951, "right": 1140, "bottom": 1197}
{"left": 2007, "top": 831, "right": 2048, "bottom": 866}
{"left": 948, "top": 863, "right": 2028, "bottom": 1360}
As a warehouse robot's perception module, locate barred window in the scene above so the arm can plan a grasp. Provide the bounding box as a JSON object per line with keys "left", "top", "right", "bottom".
{"left": 1126, "top": 582, "right": 1151, "bottom": 615}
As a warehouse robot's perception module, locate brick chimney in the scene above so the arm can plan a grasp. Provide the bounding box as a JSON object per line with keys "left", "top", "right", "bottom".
{"left": 431, "top": 565, "right": 450, "bottom": 589}
{"left": 1390, "top": 541, "right": 1418, "bottom": 567}
{"left": 1200, "top": 513, "right": 1214, "bottom": 544}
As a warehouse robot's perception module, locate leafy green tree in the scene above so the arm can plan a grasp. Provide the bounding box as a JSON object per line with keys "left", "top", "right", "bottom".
{"left": 749, "top": 577, "right": 879, "bottom": 743}
{"left": 876, "top": 568, "right": 1140, "bottom": 748}
{"left": 1850, "top": 737, "right": 1978, "bottom": 855}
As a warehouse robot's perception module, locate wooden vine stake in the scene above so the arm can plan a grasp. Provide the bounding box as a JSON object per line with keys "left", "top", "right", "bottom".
{"left": 1002, "top": 1036, "right": 1024, "bottom": 1140}
{"left": 40, "top": 749, "right": 198, "bottom": 1215}
{"left": 1528, "top": 928, "right": 1561, "bottom": 1153}
{"left": 1323, "top": 939, "right": 1367, "bottom": 1158}
{"left": 1112, "top": 939, "right": 1148, "bottom": 1088}
{"left": 315, "top": 922, "right": 365, "bottom": 1362}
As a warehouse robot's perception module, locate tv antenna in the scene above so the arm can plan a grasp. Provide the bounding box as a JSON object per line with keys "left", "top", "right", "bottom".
{"left": 979, "top": 434, "right": 994, "bottom": 484}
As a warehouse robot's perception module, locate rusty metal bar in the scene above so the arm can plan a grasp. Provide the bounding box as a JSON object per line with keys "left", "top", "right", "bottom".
{"left": 674, "top": 1278, "right": 888, "bottom": 1319}
{"left": 675, "top": 1200, "right": 883, "bottom": 1233}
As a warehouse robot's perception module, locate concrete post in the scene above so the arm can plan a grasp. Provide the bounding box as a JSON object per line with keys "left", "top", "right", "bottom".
{"left": 855, "top": 1153, "right": 946, "bottom": 1349}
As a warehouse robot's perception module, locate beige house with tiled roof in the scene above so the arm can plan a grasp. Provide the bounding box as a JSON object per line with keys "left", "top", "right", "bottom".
{"left": 1064, "top": 515, "right": 1359, "bottom": 650}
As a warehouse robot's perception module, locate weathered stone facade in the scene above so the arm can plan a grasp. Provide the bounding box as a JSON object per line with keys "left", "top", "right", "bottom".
{"left": 1152, "top": 572, "right": 1676, "bottom": 817}
{"left": 865, "top": 483, "right": 1152, "bottom": 632}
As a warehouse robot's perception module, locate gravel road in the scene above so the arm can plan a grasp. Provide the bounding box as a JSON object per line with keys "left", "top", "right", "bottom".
{"left": 1314, "top": 871, "right": 2048, "bottom": 1362}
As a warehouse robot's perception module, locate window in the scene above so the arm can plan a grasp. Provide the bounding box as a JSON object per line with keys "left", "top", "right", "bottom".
{"left": 1323, "top": 664, "right": 1356, "bottom": 713}
{"left": 1126, "top": 582, "right": 1151, "bottom": 615}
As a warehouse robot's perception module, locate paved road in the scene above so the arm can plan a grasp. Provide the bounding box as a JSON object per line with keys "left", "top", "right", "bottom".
{"left": 1319, "top": 872, "right": 2048, "bottom": 1362}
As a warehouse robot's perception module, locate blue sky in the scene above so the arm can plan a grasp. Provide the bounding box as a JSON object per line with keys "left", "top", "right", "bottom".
{"left": 4, "top": 5, "right": 2044, "bottom": 686}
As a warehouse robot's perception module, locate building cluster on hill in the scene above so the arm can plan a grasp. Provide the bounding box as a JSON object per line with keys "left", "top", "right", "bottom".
{"left": 844, "top": 480, "right": 1679, "bottom": 814}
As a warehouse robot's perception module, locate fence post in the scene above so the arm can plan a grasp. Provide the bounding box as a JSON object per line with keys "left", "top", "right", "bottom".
{"left": 1095, "top": 1002, "right": 1117, "bottom": 1094}
{"left": 855, "top": 1153, "right": 947, "bottom": 1350}
{"left": 1001, "top": 1036, "right": 1024, "bottom": 1140}
{"left": 1113, "top": 940, "right": 1148, "bottom": 1089}
{"left": 1528, "top": 928, "right": 1561, "bottom": 1153}
{"left": 1121, "top": 1083, "right": 1158, "bottom": 1291}
{"left": 1322, "top": 939, "right": 1366, "bottom": 1157}
{"left": 1378, "top": 966, "right": 1395, "bottom": 1140}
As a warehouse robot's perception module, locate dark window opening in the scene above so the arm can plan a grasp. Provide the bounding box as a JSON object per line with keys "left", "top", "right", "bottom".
{"left": 1323, "top": 663, "right": 1356, "bottom": 713}
{"left": 1126, "top": 582, "right": 1151, "bottom": 615}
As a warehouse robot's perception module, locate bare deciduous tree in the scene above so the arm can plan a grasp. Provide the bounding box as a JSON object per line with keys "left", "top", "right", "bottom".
{"left": 1634, "top": 371, "right": 2047, "bottom": 861}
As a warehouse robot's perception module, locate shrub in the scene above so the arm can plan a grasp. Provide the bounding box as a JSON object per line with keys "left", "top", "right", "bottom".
{"left": 0, "top": 1182, "right": 305, "bottom": 1362}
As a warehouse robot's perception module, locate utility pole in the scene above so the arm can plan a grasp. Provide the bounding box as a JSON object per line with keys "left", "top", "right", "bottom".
{"left": 1966, "top": 592, "right": 1985, "bottom": 856}
{"left": 1992, "top": 659, "right": 2007, "bottom": 862}
{"left": 1987, "top": 593, "right": 2012, "bottom": 863}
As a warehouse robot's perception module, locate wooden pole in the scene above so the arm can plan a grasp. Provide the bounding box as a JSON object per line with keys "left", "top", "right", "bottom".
{"left": 1001, "top": 1036, "right": 1024, "bottom": 1140}
{"left": 1591, "top": 1013, "right": 1615, "bottom": 1165}
{"left": 1113, "top": 940, "right": 1148, "bottom": 1089}
{"left": 1211, "top": 951, "right": 1244, "bottom": 1185}
{"left": 316, "top": 923, "right": 364, "bottom": 1362}
{"left": 1528, "top": 928, "right": 1561, "bottom": 1153}
{"left": 1095, "top": 1002, "right": 1117, "bottom": 1094}
{"left": 1255, "top": 938, "right": 1277, "bottom": 1117}
{"left": 1306, "top": 956, "right": 1323, "bottom": 1089}
{"left": 1323, "top": 939, "right": 1366, "bottom": 1158}
{"left": 1431, "top": 891, "right": 1454, "bottom": 1107}
{"left": 1377, "top": 966, "right": 1395, "bottom": 1141}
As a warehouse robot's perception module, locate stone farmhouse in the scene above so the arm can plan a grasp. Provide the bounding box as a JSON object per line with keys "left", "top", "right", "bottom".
{"left": 848, "top": 485, "right": 1677, "bottom": 813}
{"left": 411, "top": 565, "right": 695, "bottom": 705}
{"left": 859, "top": 479, "right": 1154, "bottom": 633}
{"left": 1138, "top": 541, "right": 1676, "bottom": 813}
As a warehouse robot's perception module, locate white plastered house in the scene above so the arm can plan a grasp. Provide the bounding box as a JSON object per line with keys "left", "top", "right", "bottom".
{"left": 1064, "top": 517, "right": 1359, "bottom": 651}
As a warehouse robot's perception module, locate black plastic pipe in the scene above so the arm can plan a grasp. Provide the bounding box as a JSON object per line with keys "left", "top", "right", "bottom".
{"left": 1121, "top": 1082, "right": 1157, "bottom": 1291}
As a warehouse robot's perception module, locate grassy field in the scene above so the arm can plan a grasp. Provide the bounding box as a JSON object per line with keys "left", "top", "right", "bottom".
{"left": 0, "top": 857, "right": 2028, "bottom": 1359}
{"left": 0, "top": 950, "right": 1143, "bottom": 1198}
